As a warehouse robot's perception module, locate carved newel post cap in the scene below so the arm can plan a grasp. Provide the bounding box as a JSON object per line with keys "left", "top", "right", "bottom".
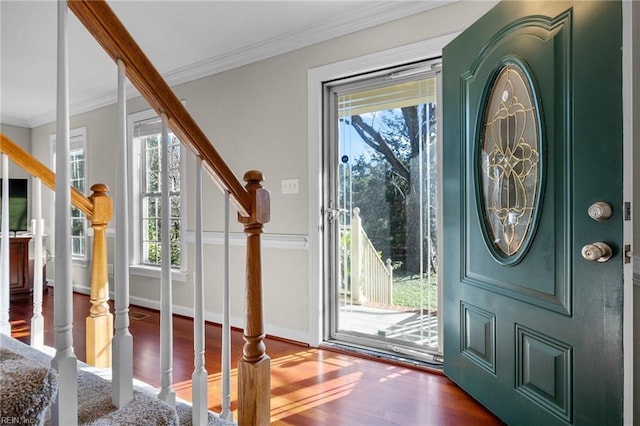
{"left": 90, "top": 183, "right": 110, "bottom": 194}
{"left": 243, "top": 170, "right": 264, "bottom": 184}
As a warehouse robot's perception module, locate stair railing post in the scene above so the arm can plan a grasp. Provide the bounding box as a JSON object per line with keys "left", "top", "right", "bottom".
{"left": 86, "top": 183, "right": 113, "bottom": 368}
{"left": 52, "top": 1, "right": 78, "bottom": 422}
{"left": 221, "top": 191, "right": 232, "bottom": 421}
{"left": 112, "top": 58, "right": 134, "bottom": 408}
{"left": 158, "top": 113, "right": 176, "bottom": 406}
{"left": 192, "top": 157, "right": 208, "bottom": 425}
{"left": 238, "top": 170, "right": 270, "bottom": 426}
{"left": 31, "top": 177, "right": 45, "bottom": 349}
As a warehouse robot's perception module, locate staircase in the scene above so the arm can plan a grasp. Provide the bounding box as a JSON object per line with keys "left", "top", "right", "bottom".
{"left": 0, "top": 1, "right": 270, "bottom": 425}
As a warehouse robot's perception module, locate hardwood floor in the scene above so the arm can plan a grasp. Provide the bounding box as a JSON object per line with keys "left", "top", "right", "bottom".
{"left": 9, "top": 289, "right": 503, "bottom": 425}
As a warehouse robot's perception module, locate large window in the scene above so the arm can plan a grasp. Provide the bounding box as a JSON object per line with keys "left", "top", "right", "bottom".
{"left": 130, "top": 110, "right": 185, "bottom": 269}
{"left": 51, "top": 127, "right": 87, "bottom": 260}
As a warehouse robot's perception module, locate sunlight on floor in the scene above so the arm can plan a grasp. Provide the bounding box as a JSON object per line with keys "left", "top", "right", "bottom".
{"left": 9, "top": 319, "right": 30, "bottom": 338}
{"left": 172, "top": 348, "right": 429, "bottom": 424}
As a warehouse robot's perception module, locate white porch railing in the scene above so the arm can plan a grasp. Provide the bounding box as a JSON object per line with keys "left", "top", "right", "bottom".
{"left": 350, "top": 207, "right": 393, "bottom": 306}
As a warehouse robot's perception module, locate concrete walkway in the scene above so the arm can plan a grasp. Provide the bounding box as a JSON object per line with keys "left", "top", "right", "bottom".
{"left": 339, "top": 304, "right": 439, "bottom": 348}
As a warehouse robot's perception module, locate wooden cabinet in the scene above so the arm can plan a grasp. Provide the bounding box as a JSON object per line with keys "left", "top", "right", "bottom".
{"left": 3, "top": 236, "right": 45, "bottom": 296}
{"left": 8, "top": 237, "right": 31, "bottom": 295}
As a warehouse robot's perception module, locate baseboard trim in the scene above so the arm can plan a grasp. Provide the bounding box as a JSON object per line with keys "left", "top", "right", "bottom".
{"left": 71, "top": 284, "right": 311, "bottom": 344}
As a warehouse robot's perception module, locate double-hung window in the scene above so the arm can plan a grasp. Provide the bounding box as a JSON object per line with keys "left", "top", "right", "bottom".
{"left": 50, "top": 127, "right": 88, "bottom": 260}
{"left": 129, "top": 109, "right": 185, "bottom": 271}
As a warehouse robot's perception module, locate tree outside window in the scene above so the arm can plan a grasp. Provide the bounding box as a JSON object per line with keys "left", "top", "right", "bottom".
{"left": 138, "top": 131, "right": 181, "bottom": 268}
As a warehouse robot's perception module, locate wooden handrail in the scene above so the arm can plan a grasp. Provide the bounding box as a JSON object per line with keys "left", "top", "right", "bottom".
{"left": 67, "top": 0, "right": 252, "bottom": 217}
{"left": 0, "top": 133, "right": 93, "bottom": 216}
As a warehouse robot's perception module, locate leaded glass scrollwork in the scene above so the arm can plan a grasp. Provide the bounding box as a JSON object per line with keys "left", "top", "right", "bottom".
{"left": 480, "top": 63, "right": 540, "bottom": 257}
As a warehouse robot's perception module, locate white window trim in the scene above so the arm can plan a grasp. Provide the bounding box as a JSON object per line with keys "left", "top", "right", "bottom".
{"left": 306, "top": 35, "right": 457, "bottom": 347}
{"left": 49, "top": 126, "right": 88, "bottom": 262}
{"left": 128, "top": 107, "right": 188, "bottom": 279}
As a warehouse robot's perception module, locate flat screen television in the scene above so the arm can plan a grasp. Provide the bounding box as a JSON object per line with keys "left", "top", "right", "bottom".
{"left": 0, "top": 178, "right": 29, "bottom": 232}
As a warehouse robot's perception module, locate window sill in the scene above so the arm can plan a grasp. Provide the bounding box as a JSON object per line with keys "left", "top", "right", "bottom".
{"left": 129, "top": 265, "right": 188, "bottom": 283}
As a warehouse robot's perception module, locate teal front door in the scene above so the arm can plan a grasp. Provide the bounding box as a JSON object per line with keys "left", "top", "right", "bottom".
{"left": 443, "top": 1, "right": 624, "bottom": 424}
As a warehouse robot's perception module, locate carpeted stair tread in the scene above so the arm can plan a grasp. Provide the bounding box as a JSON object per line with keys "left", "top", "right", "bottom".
{"left": 1, "top": 334, "right": 234, "bottom": 426}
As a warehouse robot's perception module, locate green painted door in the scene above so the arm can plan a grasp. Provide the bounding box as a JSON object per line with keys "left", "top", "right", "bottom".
{"left": 442, "top": 1, "right": 623, "bottom": 424}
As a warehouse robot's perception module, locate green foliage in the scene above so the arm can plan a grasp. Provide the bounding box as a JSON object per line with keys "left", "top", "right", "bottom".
{"left": 392, "top": 274, "right": 438, "bottom": 309}
{"left": 141, "top": 133, "right": 182, "bottom": 268}
{"left": 343, "top": 102, "right": 438, "bottom": 275}
{"left": 144, "top": 215, "right": 181, "bottom": 267}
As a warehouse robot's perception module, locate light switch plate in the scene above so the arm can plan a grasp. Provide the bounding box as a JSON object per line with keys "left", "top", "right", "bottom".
{"left": 281, "top": 179, "right": 299, "bottom": 194}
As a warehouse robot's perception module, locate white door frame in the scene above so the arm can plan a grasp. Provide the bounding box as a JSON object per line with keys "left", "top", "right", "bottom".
{"left": 622, "top": 1, "right": 636, "bottom": 423}
{"left": 306, "top": 34, "right": 457, "bottom": 347}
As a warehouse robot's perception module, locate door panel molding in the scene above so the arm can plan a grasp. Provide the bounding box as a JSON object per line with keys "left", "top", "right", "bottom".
{"left": 460, "top": 301, "right": 496, "bottom": 374}
{"left": 515, "top": 324, "right": 573, "bottom": 423}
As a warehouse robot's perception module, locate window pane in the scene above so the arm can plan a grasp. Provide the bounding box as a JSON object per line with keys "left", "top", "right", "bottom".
{"left": 142, "top": 196, "right": 160, "bottom": 222}
{"left": 72, "top": 237, "right": 82, "bottom": 256}
{"left": 144, "top": 136, "right": 161, "bottom": 193}
{"left": 332, "top": 72, "right": 441, "bottom": 354}
{"left": 59, "top": 139, "right": 87, "bottom": 259}
{"left": 170, "top": 195, "right": 180, "bottom": 218}
{"left": 135, "top": 121, "right": 182, "bottom": 268}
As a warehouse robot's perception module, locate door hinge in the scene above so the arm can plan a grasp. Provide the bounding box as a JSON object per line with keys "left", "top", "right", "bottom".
{"left": 624, "top": 202, "right": 631, "bottom": 221}
{"left": 624, "top": 244, "right": 633, "bottom": 264}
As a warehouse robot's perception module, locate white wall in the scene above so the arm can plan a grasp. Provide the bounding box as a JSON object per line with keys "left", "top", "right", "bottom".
{"left": 0, "top": 123, "right": 31, "bottom": 179}
{"left": 26, "top": 1, "right": 495, "bottom": 343}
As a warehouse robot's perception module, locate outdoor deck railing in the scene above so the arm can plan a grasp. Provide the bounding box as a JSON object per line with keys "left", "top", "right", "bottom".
{"left": 350, "top": 207, "right": 393, "bottom": 306}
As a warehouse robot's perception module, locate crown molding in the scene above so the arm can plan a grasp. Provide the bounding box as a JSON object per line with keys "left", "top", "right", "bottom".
{"left": 16, "top": 1, "right": 452, "bottom": 129}
{"left": 0, "top": 114, "right": 31, "bottom": 129}
{"left": 163, "top": 1, "right": 452, "bottom": 87}
{"left": 24, "top": 86, "right": 142, "bottom": 129}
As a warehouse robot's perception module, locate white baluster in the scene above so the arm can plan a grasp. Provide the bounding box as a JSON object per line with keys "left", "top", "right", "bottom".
{"left": 30, "top": 177, "right": 44, "bottom": 349}
{"left": 52, "top": 1, "right": 78, "bottom": 424}
{"left": 158, "top": 113, "right": 176, "bottom": 405}
{"left": 351, "top": 207, "right": 362, "bottom": 305}
{"left": 387, "top": 258, "right": 393, "bottom": 305}
{"left": 192, "top": 158, "right": 208, "bottom": 425}
{"left": 112, "top": 59, "right": 134, "bottom": 408}
{"left": 0, "top": 154, "right": 10, "bottom": 335}
{"left": 221, "top": 191, "right": 232, "bottom": 421}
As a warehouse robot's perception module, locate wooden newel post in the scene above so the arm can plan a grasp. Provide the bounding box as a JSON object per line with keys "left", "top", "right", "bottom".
{"left": 86, "top": 183, "right": 114, "bottom": 368}
{"left": 237, "top": 170, "right": 271, "bottom": 426}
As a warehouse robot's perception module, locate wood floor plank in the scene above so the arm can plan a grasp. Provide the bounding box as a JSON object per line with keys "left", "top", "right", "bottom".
{"left": 9, "top": 290, "right": 503, "bottom": 425}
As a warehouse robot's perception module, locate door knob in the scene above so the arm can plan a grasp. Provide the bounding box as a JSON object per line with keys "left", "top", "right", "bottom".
{"left": 581, "top": 242, "right": 613, "bottom": 262}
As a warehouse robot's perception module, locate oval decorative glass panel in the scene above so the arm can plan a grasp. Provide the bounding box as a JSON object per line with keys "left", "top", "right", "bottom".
{"left": 480, "top": 63, "right": 540, "bottom": 259}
